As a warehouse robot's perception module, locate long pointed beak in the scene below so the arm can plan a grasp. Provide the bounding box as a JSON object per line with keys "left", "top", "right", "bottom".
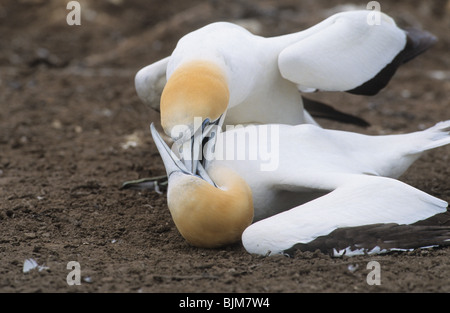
{"left": 150, "top": 123, "right": 188, "bottom": 177}
{"left": 201, "top": 113, "right": 225, "bottom": 171}
{"left": 151, "top": 123, "right": 216, "bottom": 186}
{"left": 174, "top": 114, "right": 225, "bottom": 174}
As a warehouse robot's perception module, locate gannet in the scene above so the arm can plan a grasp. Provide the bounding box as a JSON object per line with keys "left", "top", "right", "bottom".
{"left": 136, "top": 10, "right": 436, "bottom": 133}
{"left": 150, "top": 120, "right": 450, "bottom": 256}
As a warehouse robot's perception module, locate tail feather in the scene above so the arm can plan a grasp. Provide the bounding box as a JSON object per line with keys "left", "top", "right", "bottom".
{"left": 420, "top": 120, "right": 450, "bottom": 152}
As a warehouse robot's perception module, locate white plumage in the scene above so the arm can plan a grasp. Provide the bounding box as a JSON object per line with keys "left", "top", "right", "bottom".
{"left": 150, "top": 120, "right": 450, "bottom": 256}
{"left": 136, "top": 10, "right": 435, "bottom": 127}
{"left": 136, "top": 9, "right": 447, "bottom": 257}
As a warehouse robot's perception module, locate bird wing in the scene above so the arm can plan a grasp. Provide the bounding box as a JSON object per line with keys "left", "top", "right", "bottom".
{"left": 286, "top": 222, "right": 450, "bottom": 257}
{"left": 302, "top": 96, "right": 370, "bottom": 127}
{"left": 135, "top": 56, "right": 169, "bottom": 112}
{"left": 278, "top": 10, "right": 436, "bottom": 95}
{"left": 242, "top": 173, "right": 448, "bottom": 256}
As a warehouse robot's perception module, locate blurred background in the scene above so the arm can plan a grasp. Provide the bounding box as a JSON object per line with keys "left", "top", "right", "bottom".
{"left": 1, "top": 0, "right": 449, "bottom": 69}
{"left": 1, "top": 0, "right": 449, "bottom": 292}
{"left": 1, "top": 0, "right": 449, "bottom": 133}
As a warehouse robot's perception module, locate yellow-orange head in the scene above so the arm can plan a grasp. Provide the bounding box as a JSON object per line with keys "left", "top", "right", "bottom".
{"left": 167, "top": 165, "right": 254, "bottom": 248}
{"left": 160, "top": 60, "right": 230, "bottom": 139}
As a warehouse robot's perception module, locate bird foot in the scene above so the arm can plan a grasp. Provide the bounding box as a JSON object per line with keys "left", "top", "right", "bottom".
{"left": 120, "top": 175, "right": 168, "bottom": 194}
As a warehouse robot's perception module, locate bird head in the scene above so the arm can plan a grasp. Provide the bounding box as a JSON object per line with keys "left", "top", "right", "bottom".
{"left": 160, "top": 60, "right": 229, "bottom": 173}
{"left": 161, "top": 60, "right": 229, "bottom": 140}
{"left": 150, "top": 123, "right": 253, "bottom": 248}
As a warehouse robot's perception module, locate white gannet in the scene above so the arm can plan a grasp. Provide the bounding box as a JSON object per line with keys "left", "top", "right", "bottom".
{"left": 136, "top": 10, "right": 436, "bottom": 133}
{"left": 150, "top": 120, "right": 450, "bottom": 256}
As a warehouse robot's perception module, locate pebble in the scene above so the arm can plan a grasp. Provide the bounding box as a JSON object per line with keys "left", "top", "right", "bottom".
{"left": 428, "top": 70, "right": 450, "bottom": 81}
{"left": 51, "top": 119, "right": 62, "bottom": 129}
{"left": 24, "top": 232, "right": 37, "bottom": 239}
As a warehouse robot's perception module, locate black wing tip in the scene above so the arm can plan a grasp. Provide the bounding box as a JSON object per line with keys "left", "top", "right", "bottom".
{"left": 346, "top": 28, "right": 437, "bottom": 96}
{"left": 402, "top": 28, "right": 438, "bottom": 63}
{"left": 284, "top": 223, "right": 450, "bottom": 257}
{"left": 302, "top": 96, "right": 370, "bottom": 128}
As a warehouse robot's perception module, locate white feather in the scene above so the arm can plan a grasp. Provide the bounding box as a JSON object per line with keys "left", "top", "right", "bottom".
{"left": 241, "top": 175, "right": 447, "bottom": 256}
{"left": 208, "top": 121, "right": 450, "bottom": 255}
{"left": 23, "top": 258, "right": 49, "bottom": 273}
{"left": 136, "top": 10, "right": 410, "bottom": 126}
{"left": 278, "top": 11, "right": 405, "bottom": 91}
{"left": 135, "top": 56, "right": 169, "bottom": 112}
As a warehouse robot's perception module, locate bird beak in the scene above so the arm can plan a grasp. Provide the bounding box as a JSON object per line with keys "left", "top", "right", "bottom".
{"left": 150, "top": 123, "right": 189, "bottom": 177}
{"left": 174, "top": 114, "right": 225, "bottom": 175}
{"left": 150, "top": 122, "right": 217, "bottom": 186}
{"left": 195, "top": 115, "right": 224, "bottom": 187}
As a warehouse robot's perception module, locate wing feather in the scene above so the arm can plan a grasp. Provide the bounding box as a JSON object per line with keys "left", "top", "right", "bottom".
{"left": 242, "top": 174, "right": 448, "bottom": 256}
{"left": 278, "top": 11, "right": 434, "bottom": 95}
{"left": 135, "top": 56, "right": 169, "bottom": 112}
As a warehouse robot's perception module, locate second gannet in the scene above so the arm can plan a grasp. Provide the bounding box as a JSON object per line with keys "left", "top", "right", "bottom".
{"left": 136, "top": 10, "right": 436, "bottom": 134}
{"left": 150, "top": 120, "right": 450, "bottom": 256}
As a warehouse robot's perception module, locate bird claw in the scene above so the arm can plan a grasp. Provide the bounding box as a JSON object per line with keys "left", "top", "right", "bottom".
{"left": 120, "top": 175, "right": 168, "bottom": 193}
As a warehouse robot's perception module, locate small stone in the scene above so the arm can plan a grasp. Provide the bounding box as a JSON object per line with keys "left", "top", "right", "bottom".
{"left": 24, "top": 232, "right": 37, "bottom": 239}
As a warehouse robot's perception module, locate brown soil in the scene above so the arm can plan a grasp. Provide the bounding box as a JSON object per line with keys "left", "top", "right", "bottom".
{"left": 1, "top": 0, "right": 449, "bottom": 293}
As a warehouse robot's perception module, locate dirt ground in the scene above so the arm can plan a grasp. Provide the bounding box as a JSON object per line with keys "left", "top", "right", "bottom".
{"left": 1, "top": 0, "right": 449, "bottom": 294}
